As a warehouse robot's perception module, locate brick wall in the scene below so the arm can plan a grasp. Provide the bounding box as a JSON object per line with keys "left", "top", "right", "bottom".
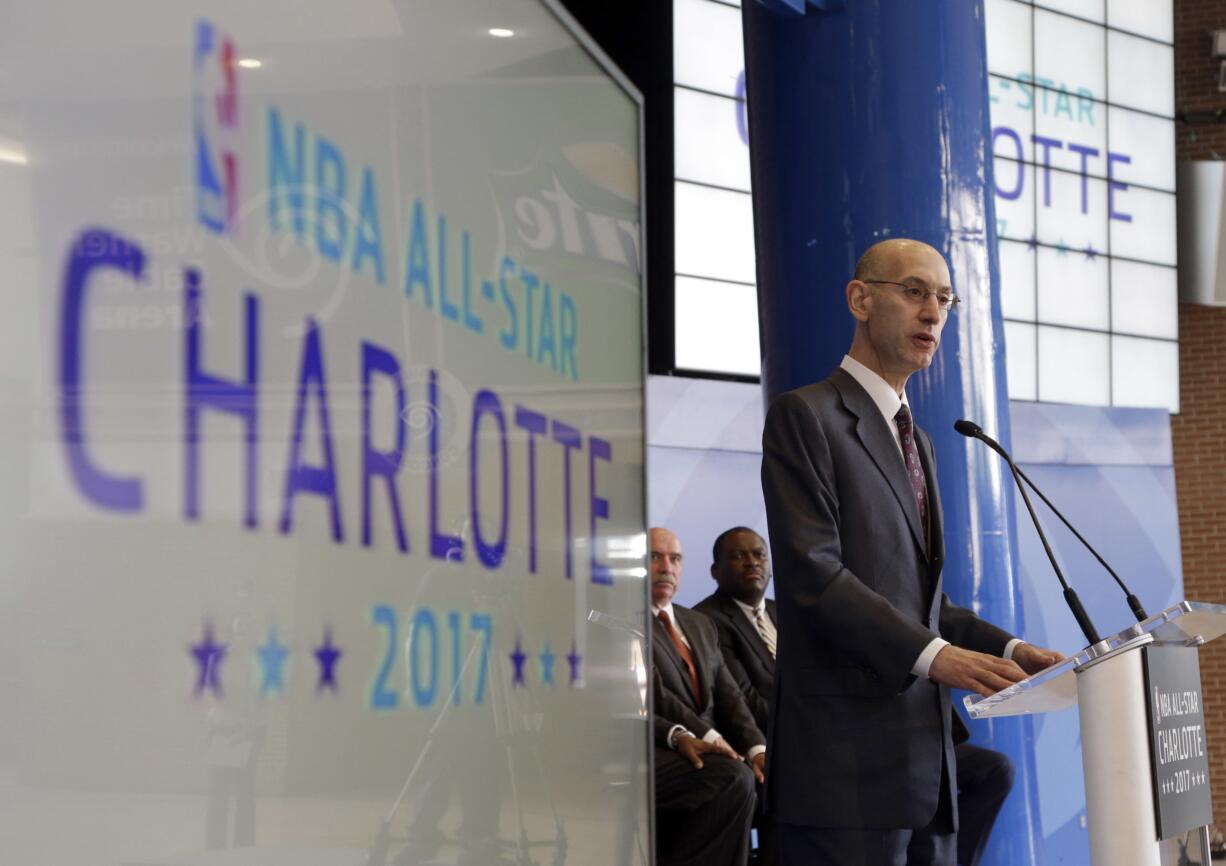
{"left": 1176, "top": 0, "right": 1226, "bottom": 159}
{"left": 1171, "top": 305, "right": 1226, "bottom": 823}
{"left": 1174, "top": 0, "right": 1226, "bottom": 829}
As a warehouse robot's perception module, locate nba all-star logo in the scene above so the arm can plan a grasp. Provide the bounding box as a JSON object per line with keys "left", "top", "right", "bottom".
{"left": 193, "top": 20, "right": 239, "bottom": 234}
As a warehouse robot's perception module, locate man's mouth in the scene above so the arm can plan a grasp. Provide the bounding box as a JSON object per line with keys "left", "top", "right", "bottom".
{"left": 911, "top": 333, "right": 936, "bottom": 350}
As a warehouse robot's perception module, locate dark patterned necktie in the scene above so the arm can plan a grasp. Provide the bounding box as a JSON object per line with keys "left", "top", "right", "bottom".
{"left": 894, "top": 404, "right": 929, "bottom": 533}
{"left": 658, "top": 610, "right": 702, "bottom": 704}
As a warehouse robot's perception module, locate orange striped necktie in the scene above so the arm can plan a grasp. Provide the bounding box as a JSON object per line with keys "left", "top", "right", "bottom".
{"left": 658, "top": 610, "right": 702, "bottom": 704}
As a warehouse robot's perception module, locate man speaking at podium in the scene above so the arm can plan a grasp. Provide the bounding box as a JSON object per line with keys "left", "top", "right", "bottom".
{"left": 760, "top": 239, "right": 1062, "bottom": 866}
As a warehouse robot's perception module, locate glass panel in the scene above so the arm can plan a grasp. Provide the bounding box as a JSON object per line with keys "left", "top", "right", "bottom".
{"left": 993, "top": 157, "right": 1036, "bottom": 242}
{"left": 1111, "top": 335, "right": 1179, "bottom": 411}
{"left": 990, "top": 77, "right": 1036, "bottom": 163}
{"left": 1037, "top": 245, "right": 1110, "bottom": 329}
{"left": 675, "top": 275, "right": 761, "bottom": 376}
{"left": 986, "top": 0, "right": 1034, "bottom": 79}
{"left": 1108, "top": 186, "right": 1176, "bottom": 266}
{"left": 1107, "top": 107, "right": 1175, "bottom": 192}
{"left": 674, "top": 181, "right": 756, "bottom": 284}
{"left": 1034, "top": 0, "right": 1105, "bottom": 23}
{"left": 0, "top": 1, "right": 652, "bottom": 863}
{"left": 1033, "top": 90, "right": 1107, "bottom": 178}
{"left": 1107, "top": 31, "right": 1174, "bottom": 117}
{"left": 1035, "top": 10, "right": 1107, "bottom": 105}
{"left": 1107, "top": 0, "right": 1173, "bottom": 43}
{"left": 1000, "top": 239, "right": 1038, "bottom": 320}
{"left": 1005, "top": 321, "right": 1038, "bottom": 401}
{"left": 1039, "top": 326, "right": 1111, "bottom": 405}
{"left": 674, "top": 87, "right": 751, "bottom": 192}
{"left": 1111, "top": 259, "right": 1178, "bottom": 339}
{"left": 673, "top": 0, "right": 744, "bottom": 98}
{"left": 1035, "top": 170, "right": 1109, "bottom": 254}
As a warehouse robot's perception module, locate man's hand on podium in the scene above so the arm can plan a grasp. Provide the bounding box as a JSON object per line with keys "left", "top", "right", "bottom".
{"left": 929, "top": 645, "right": 1028, "bottom": 697}
{"left": 1012, "top": 643, "right": 1065, "bottom": 675}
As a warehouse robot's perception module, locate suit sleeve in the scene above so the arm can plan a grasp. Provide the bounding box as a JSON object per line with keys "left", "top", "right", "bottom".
{"left": 714, "top": 623, "right": 771, "bottom": 726}
{"left": 761, "top": 391, "right": 936, "bottom": 692}
{"left": 712, "top": 660, "right": 766, "bottom": 753}
{"left": 938, "top": 594, "right": 1013, "bottom": 655}
{"left": 652, "top": 667, "right": 712, "bottom": 745}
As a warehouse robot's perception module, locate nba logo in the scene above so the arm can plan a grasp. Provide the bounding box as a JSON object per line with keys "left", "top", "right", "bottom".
{"left": 193, "top": 20, "right": 239, "bottom": 234}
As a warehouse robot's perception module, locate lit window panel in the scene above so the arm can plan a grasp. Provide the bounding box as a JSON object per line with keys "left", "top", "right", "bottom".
{"left": 999, "top": 239, "right": 1038, "bottom": 321}
{"left": 1110, "top": 259, "right": 1177, "bottom": 340}
{"left": 674, "top": 87, "right": 750, "bottom": 192}
{"left": 1107, "top": 0, "right": 1173, "bottom": 44}
{"left": 674, "top": 181, "right": 756, "bottom": 285}
{"left": 1111, "top": 335, "right": 1178, "bottom": 412}
{"left": 675, "top": 275, "right": 760, "bottom": 377}
{"left": 1038, "top": 326, "right": 1110, "bottom": 406}
{"left": 1107, "top": 31, "right": 1174, "bottom": 117}
{"left": 1037, "top": 244, "right": 1109, "bottom": 330}
{"left": 1005, "top": 321, "right": 1039, "bottom": 401}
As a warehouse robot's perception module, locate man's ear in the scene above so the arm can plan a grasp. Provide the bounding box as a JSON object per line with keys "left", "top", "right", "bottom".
{"left": 847, "top": 280, "right": 872, "bottom": 323}
{"left": 710, "top": 564, "right": 718, "bottom": 580}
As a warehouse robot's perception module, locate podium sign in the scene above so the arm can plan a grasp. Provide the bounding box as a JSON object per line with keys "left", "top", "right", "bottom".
{"left": 1144, "top": 646, "right": 1213, "bottom": 840}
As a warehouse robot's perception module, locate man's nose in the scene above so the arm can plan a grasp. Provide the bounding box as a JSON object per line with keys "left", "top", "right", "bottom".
{"left": 919, "top": 294, "right": 942, "bottom": 321}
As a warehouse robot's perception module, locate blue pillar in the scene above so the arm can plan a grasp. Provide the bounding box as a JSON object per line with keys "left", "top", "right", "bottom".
{"left": 744, "top": 2, "right": 1042, "bottom": 863}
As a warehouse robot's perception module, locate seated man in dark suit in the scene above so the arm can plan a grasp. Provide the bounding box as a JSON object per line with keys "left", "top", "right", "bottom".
{"left": 695, "top": 526, "right": 776, "bottom": 733}
{"left": 651, "top": 526, "right": 766, "bottom": 866}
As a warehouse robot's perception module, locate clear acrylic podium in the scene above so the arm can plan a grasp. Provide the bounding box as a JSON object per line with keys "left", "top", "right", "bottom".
{"left": 966, "top": 601, "right": 1226, "bottom": 866}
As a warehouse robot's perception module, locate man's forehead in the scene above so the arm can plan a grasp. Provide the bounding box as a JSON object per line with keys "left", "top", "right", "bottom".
{"left": 726, "top": 531, "right": 765, "bottom": 548}
{"left": 650, "top": 530, "right": 682, "bottom": 552}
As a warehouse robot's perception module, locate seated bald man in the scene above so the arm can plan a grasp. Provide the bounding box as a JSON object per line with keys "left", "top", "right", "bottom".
{"left": 650, "top": 526, "right": 765, "bottom": 866}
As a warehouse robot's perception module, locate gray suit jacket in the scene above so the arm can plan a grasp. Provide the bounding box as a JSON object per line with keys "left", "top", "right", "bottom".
{"left": 693, "top": 592, "right": 776, "bottom": 732}
{"left": 651, "top": 604, "right": 765, "bottom": 756}
{"left": 760, "top": 368, "right": 1013, "bottom": 830}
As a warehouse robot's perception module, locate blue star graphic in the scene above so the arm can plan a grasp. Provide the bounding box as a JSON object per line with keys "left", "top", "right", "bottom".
{"left": 539, "top": 642, "right": 556, "bottom": 687}
{"left": 1083, "top": 244, "right": 1098, "bottom": 261}
{"left": 1026, "top": 234, "right": 1039, "bottom": 250}
{"left": 313, "top": 627, "right": 343, "bottom": 693}
{"left": 567, "top": 641, "right": 583, "bottom": 687}
{"left": 256, "top": 627, "right": 290, "bottom": 696}
{"left": 510, "top": 637, "right": 527, "bottom": 687}
{"left": 1055, "top": 238, "right": 1069, "bottom": 258}
{"left": 189, "top": 621, "right": 227, "bottom": 698}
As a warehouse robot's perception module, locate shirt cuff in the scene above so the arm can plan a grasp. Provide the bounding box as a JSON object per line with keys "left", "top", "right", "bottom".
{"left": 702, "top": 728, "right": 723, "bottom": 744}
{"left": 1003, "top": 638, "right": 1025, "bottom": 660}
{"left": 913, "top": 637, "right": 950, "bottom": 679}
{"left": 667, "top": 725, "right": 692, "bottom": 750}
{"left": 747, "top": 744, "right": 766, "bottom": 760}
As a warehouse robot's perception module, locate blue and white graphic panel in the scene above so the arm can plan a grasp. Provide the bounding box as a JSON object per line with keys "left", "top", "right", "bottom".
{"left": 0, "top": 2, "right": 649, "bottom": 864}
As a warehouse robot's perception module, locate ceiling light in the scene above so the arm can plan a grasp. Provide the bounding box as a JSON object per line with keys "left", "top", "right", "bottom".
{"left": 488, "top": 28, "right": 514, "bottom": 38}
{"left": 237, "top": 58, "right": 262, "bottom": 69}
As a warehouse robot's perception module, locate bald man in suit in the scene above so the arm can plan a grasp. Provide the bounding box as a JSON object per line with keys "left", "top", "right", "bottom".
{"left": 760, "top": 239, "right": 1062, "bottom": 866}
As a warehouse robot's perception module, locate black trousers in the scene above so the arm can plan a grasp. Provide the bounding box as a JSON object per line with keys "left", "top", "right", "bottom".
{"left": 655, "top": 748, "right": 757, "bottom": 866}
{"left": 778, "top": 758, "right": 956, "bottom": 866}
{"left": 954, "top": 743, "right": 1015, "bottom": 866}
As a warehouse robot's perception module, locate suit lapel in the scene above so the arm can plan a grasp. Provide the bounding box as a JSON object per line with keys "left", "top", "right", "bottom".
{"left": 833, "top": 368, "right": 928, "bottom": 556}
{"left": 721, "top": 593, "right": 774, "bottom": 669}
{"left": 654, "top": 609, "right": 701, "bottom": 706}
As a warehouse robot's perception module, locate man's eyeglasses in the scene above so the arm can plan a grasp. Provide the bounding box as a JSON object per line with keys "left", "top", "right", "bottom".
{"left": 863, "top": 280, "right": 960, "bottom": 312}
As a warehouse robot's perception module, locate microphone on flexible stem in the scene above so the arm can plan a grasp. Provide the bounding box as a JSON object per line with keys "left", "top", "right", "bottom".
{"left": 954, "top": 419, "right": 1104, "bottom": 648}
{"left": 957, "top": 420, "right": 1148, "bottom": 624}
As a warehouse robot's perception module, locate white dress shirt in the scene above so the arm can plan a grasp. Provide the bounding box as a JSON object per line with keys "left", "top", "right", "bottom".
{"left": 838, "top": 355, "right": 1022, "bottom": 678}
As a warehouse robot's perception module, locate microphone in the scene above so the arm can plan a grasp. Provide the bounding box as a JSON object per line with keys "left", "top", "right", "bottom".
{"left": 955, "top": 419, "right": 1105, "bottom": 648}
{"left": 955, "top": 421, "right": 1149, "bottom": 624}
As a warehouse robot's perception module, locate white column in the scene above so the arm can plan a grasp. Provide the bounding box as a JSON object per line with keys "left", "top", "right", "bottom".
{"left": 1077, "top": 644, "right": 1161, "bottom": 866}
